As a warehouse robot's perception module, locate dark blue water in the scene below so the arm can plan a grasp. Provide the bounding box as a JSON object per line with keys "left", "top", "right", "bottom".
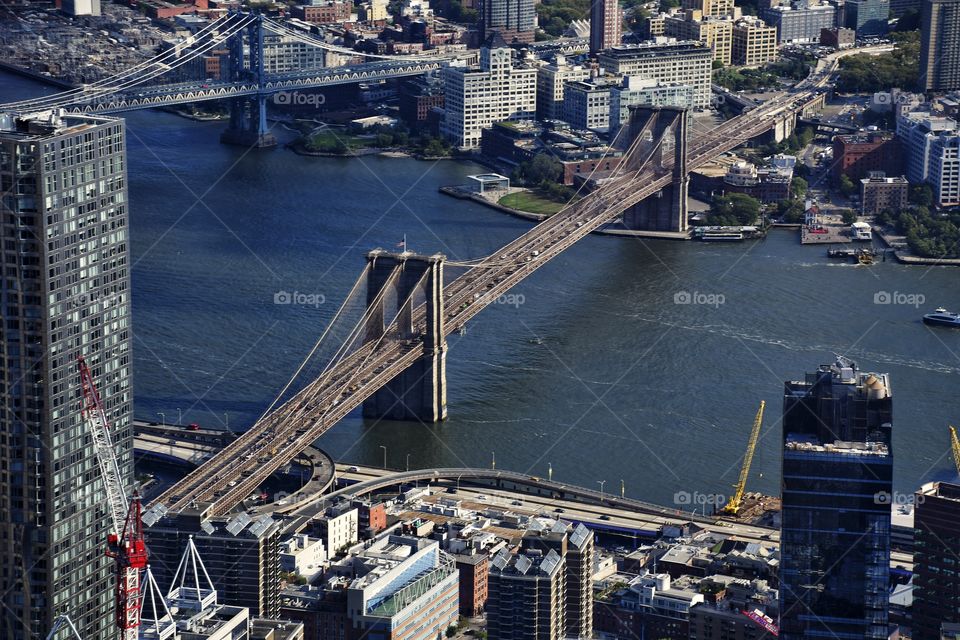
{"left": 6, "top": 72, "right": 959, "bottom": 509}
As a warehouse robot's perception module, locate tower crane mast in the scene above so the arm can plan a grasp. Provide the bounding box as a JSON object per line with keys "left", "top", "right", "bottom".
{"left": 950, "top": 425, "right": 960, "bottom": 476}
{"left": 722, "top": 401, "right": 766, "bottom": 516}
{"left": 77, "top": 356, "right": 146, "bottom": 640}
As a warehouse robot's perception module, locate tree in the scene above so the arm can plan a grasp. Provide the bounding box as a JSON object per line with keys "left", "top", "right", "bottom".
{"left": 709, "top": 193, "right": 761, "bottom": 225}
{"left": 839, "top": 209, "right": 858, "bottom": 224}
{"left": 515, "top": 153, "right": 562, "bottom": 186}
{"left": 839, "top": 174, "right": 858, "bottom": 197}
{"left": 910, "top": 183, "right": 934, "bottom": 207}
{"left": 791, "top": 176, "right": 808, "bottom": 199}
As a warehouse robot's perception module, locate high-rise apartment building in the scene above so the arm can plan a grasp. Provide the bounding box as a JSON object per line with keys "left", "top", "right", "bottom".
{"left": 920, "top": 0, "right": 960, "bottom": 91}
{"left": 912, "top": 481, "right": 960, "bottom": 640}
{"left": 844, "top": 0, "right": 891, "bottom": 35}
{"left": 597, "top": 42, "right": 713, "bottom": 109}
{"left": 478, "top": 0, "right": 536, "bottom": 43}
{"left": 683, "top": 0, "right": 735, "bottom": 17}
{"left": 779, "top": 358, "right": 893, "bottom": 640}
{"left": 590, "top": 0, "right": 623, "bottom": 53}
{"left": 144, "top": 511, "right": 283, "bottom": 617}
{"left": 441, "top": 34, "right": 537, "bottom": 148}
{"left": 732, "top": 18, "right": 779, "bottom": 66}
{"left": 488, "top": 547, "right": 566, "bottom": 640}
{"left": 761, "top": 1, "right": 838, "bottom": 43}
{"left": 536, "top": 55, "right": 589, "bottom": 120}
{"left": 0, "top": 111, "right": 133, "bottom": 640}
{"left": 664, "top": 12, "right": 734, "bottom": 64}
{"left": 898, "top": 110, "right": 960, "bottom": 207}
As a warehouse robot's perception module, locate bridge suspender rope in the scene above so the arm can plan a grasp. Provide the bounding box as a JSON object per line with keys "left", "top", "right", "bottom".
{"left": 256, "top": 263, "right": 370, "bottom": 422}
{"left": 198, "top": 267, "right": 433, "bottom": 516}
{"left": 261, "top": 18, "right": 456, "bottom": 61}
{"left": 0, "top": 14, "right": 256, "bottom": 113}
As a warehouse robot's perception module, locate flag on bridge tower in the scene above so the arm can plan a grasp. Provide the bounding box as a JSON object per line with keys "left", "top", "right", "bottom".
{"left": 396, "top": 234, "right": 407, "bottom": 253}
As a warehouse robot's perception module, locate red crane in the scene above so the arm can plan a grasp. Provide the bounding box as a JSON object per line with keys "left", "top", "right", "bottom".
{"left": 78, "top": 355, "right": 147, "bottom": 640}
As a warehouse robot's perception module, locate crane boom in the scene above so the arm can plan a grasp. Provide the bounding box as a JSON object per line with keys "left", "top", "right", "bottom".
{"left": 78, "top": 356, "right": 128, "bottom": 534}
{"left": 77, "top": 356, "right": 145, "bottom": 640}
{"left": 722, "top": 401, "right": 766, "bottom": 515}
{"left": 950, "top": 425, "right": 960, "bottom": 475}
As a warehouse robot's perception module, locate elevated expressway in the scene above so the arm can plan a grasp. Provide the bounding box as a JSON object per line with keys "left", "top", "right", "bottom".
{"left": 150, "top": 59, "right": 840, "bottom": 520}
{"left": 282, "top": 464, "right": 914, "bottom": 572}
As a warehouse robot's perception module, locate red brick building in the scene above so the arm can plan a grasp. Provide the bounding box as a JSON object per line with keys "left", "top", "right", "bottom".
{"left": 454, "top": 553, "right": 489, "bottom": 617}
{"left": 831, "top": 132, "right": 903, "bottom": 183}
{"left": 352, "top": 499, "right": 388, "bottom": 536}
{"left": 293, "top": 1, "right": 351, "bottom": 24}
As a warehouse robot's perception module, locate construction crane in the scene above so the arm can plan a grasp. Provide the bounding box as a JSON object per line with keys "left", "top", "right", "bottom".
{"left": 722, "top": 400, "right": 766, "bottom": 516}
{"left": 78, "top": 356, "right": 147, "bottom": 640}
{"left": 950, "top": 425, "right": 960, "bottom": 475}
{"left": 46, "top": 615, "right": 83, "bottom": 640}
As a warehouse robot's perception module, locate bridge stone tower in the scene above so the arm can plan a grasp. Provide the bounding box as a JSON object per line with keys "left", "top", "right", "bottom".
{"left": 221, "top": 13, "right": 277, "bottom": 148}
{"left": 362, "top": 250, "right": 447, "bottom": 422}
{"left": 620, "top": 106, "right": 689, "bottom": 234}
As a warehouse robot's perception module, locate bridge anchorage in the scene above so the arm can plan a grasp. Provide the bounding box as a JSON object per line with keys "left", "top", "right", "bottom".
{"left": 362, "top": 250, "right": 447, "bottom": 422}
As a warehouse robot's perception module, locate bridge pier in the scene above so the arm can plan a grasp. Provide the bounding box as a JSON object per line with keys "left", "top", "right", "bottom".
{"left": 220, "top": 96, "right": 277, "bottom": 148}
{"left": 621, "top": 107, "right": 689, "bottom": 233}
{"left": 220, "top": 14, "right": 276, "bottom": 148}
{"left": 362, "top": 250, "right": 447, "bottom": 423}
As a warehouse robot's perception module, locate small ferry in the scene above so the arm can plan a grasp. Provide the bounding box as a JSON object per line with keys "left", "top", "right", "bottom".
{"left": 693, "top": 226, "right": 761, "bottom": 242}
{"left": 923, "top": 308, "right": 960, "bottom": 328}
{"left": 857, "top": 250, "right": 875, "bottom": 265}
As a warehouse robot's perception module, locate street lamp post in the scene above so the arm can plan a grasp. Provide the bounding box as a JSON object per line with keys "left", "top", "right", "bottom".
{"left": 491, "top": 451, "right": 496, "bottom": 470}
{"left": 457, "top": 474, "right": 462, "bottom": 492}
{"left": 157, "top": 412, "right": 165, "bottom": 427}
{"left": 406, "top": 453, "right": 411, "bottom": 472}
{"left": 380, "top": 445, "right": 387, "bottom": 470}
{"left": 177, "top": 407, "right": 182, "bottom": 427}
{"left": 597, "top": 480, "right": 606, "bottom": 500}
{"left": 548, "top": 463, "right": 553, "bottom": 482}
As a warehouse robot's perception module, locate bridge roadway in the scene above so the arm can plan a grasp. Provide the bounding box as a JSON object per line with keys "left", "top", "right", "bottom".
{"left": 152, "top": 57, "right": 845, "bottom": 519}
{"left": 53, "top": 60, "right": 445, "bottom": 115}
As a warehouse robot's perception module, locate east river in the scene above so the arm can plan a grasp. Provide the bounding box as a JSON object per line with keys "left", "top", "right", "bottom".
{"left": 5, "top": 71, "right": 959, "bottom": 509}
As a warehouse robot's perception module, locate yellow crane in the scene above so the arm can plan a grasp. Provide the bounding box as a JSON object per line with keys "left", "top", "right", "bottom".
{"left": 722, "top": 400, "right": 766, "bottom": 516}
{"left": 950, "top": 425, "right": 960, "bottom": 475}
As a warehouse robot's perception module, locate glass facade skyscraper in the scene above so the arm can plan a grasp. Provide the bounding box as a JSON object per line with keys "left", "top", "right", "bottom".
{"left": 0, "top": 111, "right": 133, "bottom": 640}
{"left": 779, "top": 358, "right": 892, "bottom": 640}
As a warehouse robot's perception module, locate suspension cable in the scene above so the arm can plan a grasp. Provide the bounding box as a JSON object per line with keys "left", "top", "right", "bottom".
{"left": 255, "top": 263, "right": 370, "bottom": 422}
